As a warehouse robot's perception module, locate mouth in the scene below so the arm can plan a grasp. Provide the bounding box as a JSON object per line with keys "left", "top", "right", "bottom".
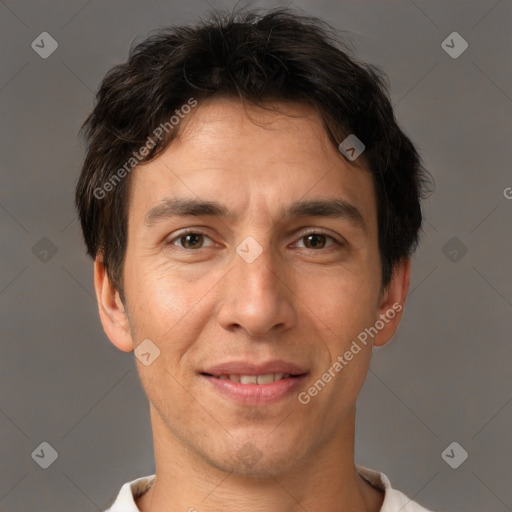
{"left": 200, "top": 372, "right": 304, "bottom": 384}
{"left": 199, "top": 361, "right": 309, "bottom": 405}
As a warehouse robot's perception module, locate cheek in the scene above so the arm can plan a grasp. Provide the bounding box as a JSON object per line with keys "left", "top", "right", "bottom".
{"left": 125, "top": 267, "right": 209, "bottom": 404}
{"left": 302, "top": 270, "right": 379, "bottom": 339}
{"left": 300, "top": 271, "right": 380, "bottom": 400}
{"left": 128, "top": 254, "right": 196, "bottom": 312}
{"left": 125, "top": 259, "right": 225, "bottom": 362}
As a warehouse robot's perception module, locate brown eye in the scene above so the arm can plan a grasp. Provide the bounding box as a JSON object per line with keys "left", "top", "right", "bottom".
{"left": 180, "top": 233, "right": 204, "bottom": 249}
{"left": 293, "top": 231, "right": 342, "bottom": 251}
{"left": 170, "top": 232, "right": 214, "bottom": 249}
{"left": 303, "top": 233, "right": 326, "bottom": 249}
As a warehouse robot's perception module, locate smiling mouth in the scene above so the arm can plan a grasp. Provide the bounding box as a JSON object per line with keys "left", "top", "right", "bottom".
{"left": 201, "top": 372, "right": 304, "bottom": 384}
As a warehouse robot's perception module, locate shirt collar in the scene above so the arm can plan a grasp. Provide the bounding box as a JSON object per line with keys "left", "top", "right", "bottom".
{"left": 106, "top": 465, "right": 426, "bottom": 512}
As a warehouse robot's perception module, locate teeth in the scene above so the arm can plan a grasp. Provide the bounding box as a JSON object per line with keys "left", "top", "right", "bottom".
{"left": 213, "top": 373, "right": 293, "bottom": 384}
{"left": 240, "top": 375, "right": 258, "bottom": 384}
{"left": 256, "top": 374, "right": 274, "bottom": 385}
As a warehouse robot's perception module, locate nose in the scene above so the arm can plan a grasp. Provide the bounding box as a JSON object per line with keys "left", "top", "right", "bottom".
{"left": 215, "top": 239, "right": 297, "bottom": 338}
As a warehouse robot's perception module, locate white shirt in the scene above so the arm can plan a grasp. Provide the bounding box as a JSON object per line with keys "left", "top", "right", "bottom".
{"left": 104, "top": 465, "right": 434, "bottom": 511}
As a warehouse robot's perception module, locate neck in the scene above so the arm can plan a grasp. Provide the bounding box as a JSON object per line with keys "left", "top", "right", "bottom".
{"left": 136, "top": 405, "right": 383, "bottom": 512}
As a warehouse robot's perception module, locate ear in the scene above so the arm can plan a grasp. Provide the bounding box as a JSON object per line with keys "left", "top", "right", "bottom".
{"left": 372, "top": 258, "right": 411, "bottom": 348}
{"left": 93, "top": 254, "right": 134, "bottom": 353}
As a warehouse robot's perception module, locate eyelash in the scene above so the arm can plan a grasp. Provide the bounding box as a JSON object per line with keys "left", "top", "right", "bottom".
{"left": 168, "top": 229, "right": 343, "bottom": 250}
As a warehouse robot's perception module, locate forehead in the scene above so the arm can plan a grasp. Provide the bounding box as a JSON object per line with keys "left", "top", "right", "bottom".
{"left": 127, "top": 98, "right": 377, "bottom": 230}
{"left": 174, "top": 98, "right": 345, "bottom": 163}
{"left": 179, "top": 97, "right": 325, "bottom": 138}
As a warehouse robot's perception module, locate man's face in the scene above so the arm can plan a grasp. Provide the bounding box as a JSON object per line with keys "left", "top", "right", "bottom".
{"left": 111, "top": 98, "right": 395, "bottom": 476}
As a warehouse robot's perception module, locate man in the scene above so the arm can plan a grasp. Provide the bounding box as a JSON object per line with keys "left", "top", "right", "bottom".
{"left": 75, "top": 7, "right": 434, "bottom": 512}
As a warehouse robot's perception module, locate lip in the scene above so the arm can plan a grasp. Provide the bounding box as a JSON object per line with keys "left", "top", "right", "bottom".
{"left": 200, "top": 360, "right": 309, "bottom": 406}
{"left": 202, "top": 373, "right": 308, "bottom": 405}
{"left": 201, "top": 360, "right": 308, "bottom": 376}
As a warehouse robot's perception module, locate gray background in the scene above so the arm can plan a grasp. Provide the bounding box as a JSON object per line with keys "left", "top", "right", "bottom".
{"left": 0, "top": 0, "right": 511, "bottom": 510}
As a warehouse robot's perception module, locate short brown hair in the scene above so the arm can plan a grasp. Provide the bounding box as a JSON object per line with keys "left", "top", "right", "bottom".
{"left": 75, "top": 7, "right": 432, "bottom": 301}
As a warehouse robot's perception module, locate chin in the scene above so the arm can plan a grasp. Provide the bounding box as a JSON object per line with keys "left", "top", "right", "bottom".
{"left": 206, "top": 439, "right": 304, "bottom": 479}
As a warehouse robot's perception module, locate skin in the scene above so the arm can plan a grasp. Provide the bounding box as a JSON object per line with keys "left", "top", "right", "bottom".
{"left": 94, "top": 97, "right": 410, "bottom": 512}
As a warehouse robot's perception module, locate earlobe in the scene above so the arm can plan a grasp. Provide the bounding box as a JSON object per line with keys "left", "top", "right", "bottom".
{"left": 372, "top": 258, "right": 411, "bottom": 348}
{"left": 93, "top": 255, "right": 134, "bottom": 353}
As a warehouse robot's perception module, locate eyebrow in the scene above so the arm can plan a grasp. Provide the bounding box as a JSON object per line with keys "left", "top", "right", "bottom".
{"left": 283, "top": 198, "right": 367, "bottom": 232}
{"left": 144, "top": 197, "right": 367, "bottom": 232}
{"left": 144, "top": 198, "right": 230, "bottom": 227}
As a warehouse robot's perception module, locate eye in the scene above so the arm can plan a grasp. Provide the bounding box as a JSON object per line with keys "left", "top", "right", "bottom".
{"left": 169, "top": 231, "right": 215, "bottom": 249}
{"left": 294, "top": 232, "right": 339, "bottom": 250}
